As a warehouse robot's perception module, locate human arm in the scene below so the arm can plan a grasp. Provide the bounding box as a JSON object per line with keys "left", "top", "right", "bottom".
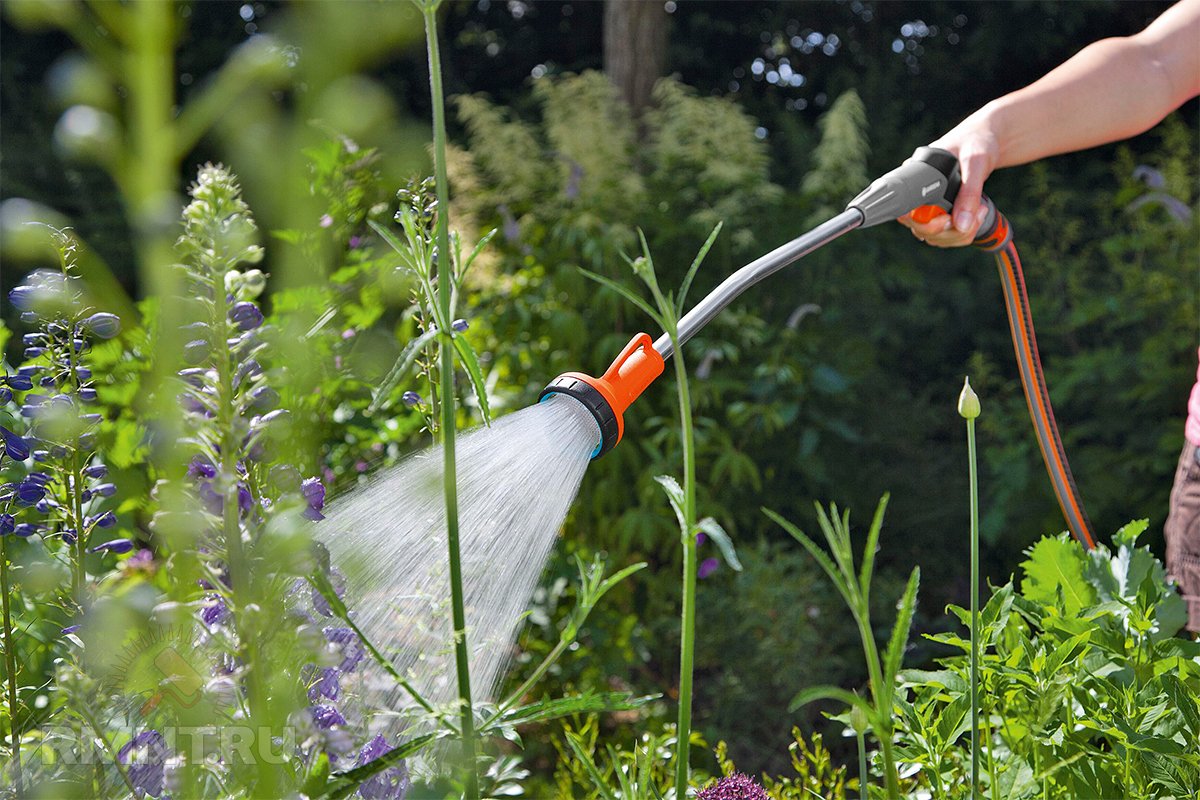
{"left": 902, "top": 0, "right": 1200, "bottom": 247}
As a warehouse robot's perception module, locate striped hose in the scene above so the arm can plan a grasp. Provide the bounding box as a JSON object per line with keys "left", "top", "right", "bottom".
{"left": 976, "top": 214, "right": 1097, "bottom": 549}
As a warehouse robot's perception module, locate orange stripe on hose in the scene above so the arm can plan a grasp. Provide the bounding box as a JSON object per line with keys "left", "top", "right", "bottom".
{"left": 994, "top": 244, "right": 1096, "bottom": 549}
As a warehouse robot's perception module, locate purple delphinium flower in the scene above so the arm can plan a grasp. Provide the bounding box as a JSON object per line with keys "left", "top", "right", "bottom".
{"left": 698, "top": 557, "right": 720, "bottom": 579}
{"left": 187, "top": 454, "right": 217, "bottom": 480}
{"left": 0, "top": 515, "right": 14, "bottom": 535}
{"left": 324, "top": 627, "right": 365, "bottom": 673}
{"left": 1, "top": 426, "right": 30, "bottom": 461}
{"left": 117, "top": 730, "right": 168, "bottom": 799}
{"left": 229, "top": 302, "right": 264, "bottom": 331}
{"left": 14, "top": 523, "right": 44, "bottom": 538}
{"left": 355, "top": 735, "right": 411, "bottom": 800}
{"left": 310, "top": 703, "right": 346, "bottom": 729}
{"left": 306, "top": 666, "right": 340, "bottom": 703}
{"left": 451, "top": 318, "right": 469, "bottom": 332}
{"left": 88, "top": 538, "right": 132, "bottom": 554}
{"left": 201, "top": 595, "right": 230, "bottom": 627}
{"left": 401, "top": 391, "right": 420, "bottom": 407}
{"left": 697, "top": 774, "right": 769, "bottom": 800}
{"left": 301, "top": 477, "right": 325, "bottom": 521}
{"left": 81, "top": 312, "right": 121, "bottom": 339}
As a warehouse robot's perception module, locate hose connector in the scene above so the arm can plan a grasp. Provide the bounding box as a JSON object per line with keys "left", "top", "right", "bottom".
{"left": 539, "top": 332, "right": 665, "bottom": 458}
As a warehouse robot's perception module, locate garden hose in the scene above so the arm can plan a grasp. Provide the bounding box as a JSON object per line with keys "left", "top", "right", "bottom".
{"left": 541, "top": 147, "right": 1096, "bottom": 550}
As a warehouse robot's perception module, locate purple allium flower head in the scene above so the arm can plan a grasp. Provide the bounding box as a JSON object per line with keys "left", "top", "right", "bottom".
{"left": 301, "top": 477, "right": 326, "bottom": 521}
{"left": 310, "top": 703, "right": 346, "bottom": 729}
{"left": 1, "top": 426, "right": 30, "bottom": 461}
{"left": 698, "top": 557, "right": 720, "bottom": 579}
{"left": 4, "top": 374, "right": 33, "bottom": 391}
{"left": 401, "top": 391, "right": 420, "bottom": 407}
{"left": 451, "top": 318, "right": 469, "bottom": 332}
{"left": 697, "top": 773, "right": 769, "bottom": 800}
{"left": 229, "top": 302, "right": 264, "bottom": 331}
{"left": 89, "top": 537, "right": 132, "bottom": 554}
{"left": 82, "top": 312, "right": 121, "bottom": 339}
{"left": 117, "top": 730, "right": 168, "bottom": 799}
{"left": 355, "top": 735, "right": 412, "bottom": 800}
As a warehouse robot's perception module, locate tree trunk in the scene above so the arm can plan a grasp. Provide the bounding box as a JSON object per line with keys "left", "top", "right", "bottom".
{"left": 603, "top": 0, "right": 669, "bottom": 116}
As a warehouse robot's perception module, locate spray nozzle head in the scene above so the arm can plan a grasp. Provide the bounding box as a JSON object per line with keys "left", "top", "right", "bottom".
{"left": 538, "top": 332, "right": 665, "bottom": 458}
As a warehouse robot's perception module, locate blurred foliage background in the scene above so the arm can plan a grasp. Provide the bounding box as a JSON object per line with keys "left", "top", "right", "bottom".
{"left": 2, "top": 0, "right": 1196, "bottom": 781}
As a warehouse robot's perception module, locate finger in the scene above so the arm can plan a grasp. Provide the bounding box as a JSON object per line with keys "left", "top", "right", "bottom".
{"left": 952, "top": 149, "right": 990, "bottom": 233}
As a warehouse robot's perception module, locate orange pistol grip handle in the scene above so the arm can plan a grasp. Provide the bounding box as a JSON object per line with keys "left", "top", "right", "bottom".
{"left": 909, "top": 196, "right": 1005, "bottom": 248}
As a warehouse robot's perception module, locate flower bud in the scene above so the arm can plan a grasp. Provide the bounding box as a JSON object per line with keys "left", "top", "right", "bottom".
{"left": 957, "top": 377, "right": 980, "bottom": 420}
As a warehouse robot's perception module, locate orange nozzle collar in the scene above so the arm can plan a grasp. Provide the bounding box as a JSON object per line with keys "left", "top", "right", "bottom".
{"left": 539, "top": 333, "right": 665, "bottom": 458}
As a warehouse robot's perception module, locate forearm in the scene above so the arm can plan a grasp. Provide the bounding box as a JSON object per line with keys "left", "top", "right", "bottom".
{"left": 973, "top": 38, "right": 1181, "bottom": 167}
{"left": 945, "top": 0, "right": 1200, "bottom": 168}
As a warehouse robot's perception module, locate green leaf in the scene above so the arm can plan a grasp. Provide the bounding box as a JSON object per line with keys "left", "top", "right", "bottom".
{"left": 764, "top": 507, "right": 857, "bottom": 613}
{"left": 302, "top": 751, "right": 332, "bottom": 797}
{"left": 933, "top": 692, "right": 972, "bottom": 747}
{"left": 654, "top": 475, "right": 688, "bottom": 534}
{"left": 883, "top": 566, "right": 920, "bottom": 686}
{"left": 452, "top": 331, "right": 492, "bottom": 425}
{"left": 858, "top": 494, "right": 890, "bottom": 599}
{"left": 367, "top": 328, "right": 439, "bottom": 415}
{"left": 483, "top": 692, "right": 656, "bottom": 731}
{"left": 1020, "top": 533, "right": 1097, "bottom": 615}
{"left": 458, "top": 227, "right": 497, "bottom": 286}
{"left": 789, "top": 685, "right": 875, "bottom": 720}
{"left": 697, "top": 517, "right": 742, "bottom": 571}
{"left": 579, "top": 268, "right": 665, "bottom": 330}
{"left": 676, "top": 221, "right": 723, "bottom": 316}
{"left": 564, "top": 732, "right": 618, "bottom": 800}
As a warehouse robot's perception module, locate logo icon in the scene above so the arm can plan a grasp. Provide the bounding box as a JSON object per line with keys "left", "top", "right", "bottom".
{"left": 106, "top": 626, "right": 206, "bottom": 715}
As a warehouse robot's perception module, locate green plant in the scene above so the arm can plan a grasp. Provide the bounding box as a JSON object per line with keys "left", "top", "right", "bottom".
{"left": 766, "top": 496, "right": 919, "bottom": 800}
{"left": 896, "top": 524, "right": 1200, "bottom": 799}
{"left": 958, "top": 376, "right": 982, "bottom": 798}
{"left": 583, "top": 224, "right": 742, "bottom": 796}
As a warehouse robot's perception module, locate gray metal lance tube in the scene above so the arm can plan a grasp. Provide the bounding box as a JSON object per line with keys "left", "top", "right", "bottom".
{"left": 653, "top": 208, "right": 864, "bottom": 359}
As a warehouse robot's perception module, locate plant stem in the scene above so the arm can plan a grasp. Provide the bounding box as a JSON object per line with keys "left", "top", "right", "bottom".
{"left": 968, "top": 416, "right": 980, "bottom": 800}
{"left": 857, "top": 730, "right": 868, "bottom": 800}
{"left": 75, "top": 702, "right": 140, "bottom": 800}
{"left": 1, "top": 532, "right": 24, "bottom": 799}
{"left": 672, "top": 340, "right": 698, "bottom": 798}
{"left": 421, "top": 4, "right": 479, "bottom": 796}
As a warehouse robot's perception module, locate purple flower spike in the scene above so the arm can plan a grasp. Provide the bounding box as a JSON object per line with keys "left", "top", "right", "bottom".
{"left": 308, "top": 666, "right": 340, "bottom": 703}
{"left": 229, "top": 302, "right": 264, "bottom": 331}
{"left": 187, "top": 455, "right": 217, "bottom": 480}
{"left": 201, "top": 596, "right": 230, "bottom": 626}
{"left": 698, "top": 773, "right": 769, "bottom": 800}
{"left": 89, "top": 537, "right": 132, "bottom": 554}
{"left": 698, "top": 557, "right": 720, "bottom": 579}
{"left": 355, "top": 735, "right": 411, "bottom": 800}
{"left": 310, "top": 704, "right": 346, "bottom": 729}
{"left": 1, "top": 426, "right": 31, "bottom": 461}
{"left": 82, "top": 312, "right": 121, "bottom": 339}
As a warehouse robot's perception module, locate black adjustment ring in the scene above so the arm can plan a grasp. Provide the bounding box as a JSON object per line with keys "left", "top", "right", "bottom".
{"left": 539, "top": 375, "right": 619, "bottom": 458}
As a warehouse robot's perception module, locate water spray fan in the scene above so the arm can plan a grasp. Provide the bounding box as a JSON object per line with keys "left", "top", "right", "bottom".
{"left": 542, "top": 146, "right": 1097, "bottom": 550}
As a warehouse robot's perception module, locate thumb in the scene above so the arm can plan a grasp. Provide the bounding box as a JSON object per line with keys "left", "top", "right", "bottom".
{"left": 953, "top": 150, "right": 990, "bottom": 234}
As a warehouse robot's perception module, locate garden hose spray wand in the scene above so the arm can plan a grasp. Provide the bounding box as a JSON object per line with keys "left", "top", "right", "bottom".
{"left": 540, "top": 146, "right": 1096, "bottom": 550}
